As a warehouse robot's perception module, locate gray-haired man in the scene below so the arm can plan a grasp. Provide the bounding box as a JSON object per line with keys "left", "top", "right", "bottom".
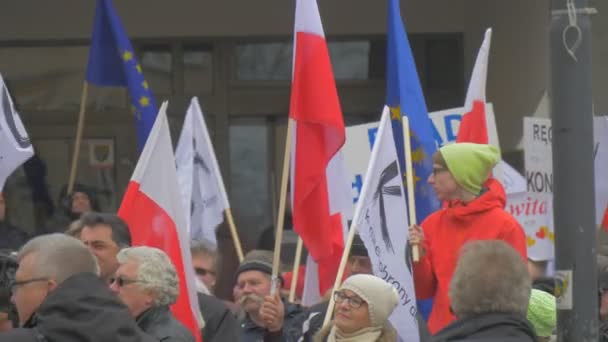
{"left": 0, "top": 234, "right": 155, "bottom": 342}
{"left": 110, "top": 246, "right": 195, "bottom": 342}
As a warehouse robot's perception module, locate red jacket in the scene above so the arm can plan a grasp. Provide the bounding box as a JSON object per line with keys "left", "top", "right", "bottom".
{"left": 413, "top": 178, "right": 527, "bottom": 334}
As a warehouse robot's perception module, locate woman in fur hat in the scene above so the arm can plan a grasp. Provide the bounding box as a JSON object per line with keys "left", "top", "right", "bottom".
{"left": 314, "top": 274, "right": 399, "bottom": 342}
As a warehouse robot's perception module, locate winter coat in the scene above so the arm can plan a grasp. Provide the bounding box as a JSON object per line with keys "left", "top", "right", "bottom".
{"left": 413, "top": 179, "right": 527, "bottom": 334}
{"left": 284, "top": 301, "right": 431, "bottom": 342}
{"left": 137, "top": 305, "right": 195, "bottom": 342}
{"left": 430, "top": 312, "right": 536, "bottom": 342}
{"left": 0, "top": 221, "right": 28, "bottom": 251}
{"left": 0, "top": 272, "right": 155, "bottom": 342}
{"left": 198, "top": 293, "right": 239, "bottom": 342}
{"left": 239, "top": 301, "right": 303, "bottom": 342}
{"left": 313, "top": 322, "right": 397, "bottom": 342}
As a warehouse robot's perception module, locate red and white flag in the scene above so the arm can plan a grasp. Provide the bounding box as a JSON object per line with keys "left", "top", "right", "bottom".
{"left": 290, "top": 0, "right": 351, "bottom": 299}
{"left": 603, "top": 206, "right": 608, "bottom": 231}
{"left": 457, "top": 28, "right": 492, "bottom": 144}
{"left": 118, "top": 102, "right": 203, "bottom": 341}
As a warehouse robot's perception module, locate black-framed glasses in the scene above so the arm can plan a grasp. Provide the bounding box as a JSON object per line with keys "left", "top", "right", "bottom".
{"left": 334, "top": 291, "right": 364, "bottom": 309}
{"left": 10, "top": 277, "right": 49, "bottom": 293}
{"left": 109, "top": 276, "right": 140, "bottom": 287}
{"left": 194, "top": 267, "right": 216, "bottom": 277}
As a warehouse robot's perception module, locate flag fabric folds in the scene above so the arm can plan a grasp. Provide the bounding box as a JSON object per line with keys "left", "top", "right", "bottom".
{"left": 289, "top": 0, "right": 350, "bottom": 295}
{"left": 0, "top": 74, "right": 34, "bottom": 191}
{"left": 457, "top": 29, "right": 493, "bottom": 145}
{"left": 386, "top": 0, "right": 439, "bottom": 222}
{"left": 86, "top": 0, "right": 158, "bottom": 152}
{"left": 355, "top": 107, "right": 420, "bottom": 342}
{"left": 118, "top": 102, "right": 203, "bottom": 342}
{"left": 175, "top": 97, "right": 229, "bottom": 245}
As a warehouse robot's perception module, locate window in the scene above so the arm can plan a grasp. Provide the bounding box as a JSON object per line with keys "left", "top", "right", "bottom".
{"left": 234, "top": 40, "right": 386, "bottom": 81}
{"left": 229, "top": 118, "right": 272, "bottom": 239}
{"left": 141, "top": 45, "right": 172, "bottom": 95}
{"left": 235, "top": 42, "right": 292, "bottom": 81}
{"left": 183, "top": 45, "right": 214, "bottom": 94}
{"left": 0, "top": 46, "right": 127, "bottom": 111}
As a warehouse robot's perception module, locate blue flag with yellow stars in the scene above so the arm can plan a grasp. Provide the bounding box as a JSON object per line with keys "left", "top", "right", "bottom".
{"left": 86, "top": 0, "right": 157, "bottom": 152}
{"left": 385, "top": 0, "right": 439, "bottom": 223}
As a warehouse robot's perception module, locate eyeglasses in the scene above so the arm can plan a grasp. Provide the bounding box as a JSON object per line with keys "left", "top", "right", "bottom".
{"left": 194, "top": 267, "right": 216, "bottom": 277}
{"left": 10, "top": 277, "right": 49, "bottom": 293}
{"left": 334, "top": 291, "right": 365, "bottom": 309}
{"left": 432, "top": 167, "right": 449, "bottom": 176}
{"left": 109, "top": 276, "right": 140, "bottom": 287}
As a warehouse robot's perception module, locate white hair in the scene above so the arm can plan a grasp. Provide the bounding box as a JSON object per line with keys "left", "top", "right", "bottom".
{"left": 117, "top": 246, "right": 179, "bottom": 307}
{"left": 18, "top": 234, "right": 100, "bottom": 282}
{"left": 449, "top": 240, "right": 531, "bottom": 318}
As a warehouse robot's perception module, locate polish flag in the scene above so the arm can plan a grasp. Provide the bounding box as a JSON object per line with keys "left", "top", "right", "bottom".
{"left": 290, "top": 0, "right": 351, "bottom": 298}
{"left": 118, "top": 102, "right": 203, "bottom": 341}
{"left": 457, "top": 28, "right": 492, "bottom": 144}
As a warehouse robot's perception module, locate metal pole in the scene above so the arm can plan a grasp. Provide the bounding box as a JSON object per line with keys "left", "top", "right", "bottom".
{"left": 550, "top": 0, "right": 597, "bottom": 340}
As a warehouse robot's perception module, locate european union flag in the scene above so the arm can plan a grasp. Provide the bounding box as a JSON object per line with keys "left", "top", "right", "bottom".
{"left": 86, "top": 0, "right": 157, "bottom": 152}
{"left": 386, "top": 0, "right": 439, "bottom": 222}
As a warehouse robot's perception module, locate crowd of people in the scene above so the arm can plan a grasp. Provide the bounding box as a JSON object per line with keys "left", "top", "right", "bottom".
{"left": 0, "top": 142, "right": 603, "bottom": 341}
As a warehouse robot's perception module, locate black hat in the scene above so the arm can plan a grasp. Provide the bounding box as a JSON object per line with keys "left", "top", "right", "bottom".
{"left": 235, "top": 250, "right": 283, "bottom": 285}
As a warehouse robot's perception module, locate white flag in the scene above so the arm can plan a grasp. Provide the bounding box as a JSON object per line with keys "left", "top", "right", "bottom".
{"left": 175, "top": 97, "right": 229, "bottom": 245}
{"left": 0, "top": 74, "right": 34, "bottom": 191}
{"left": 354, "top": 107, "right": 420, "bottom": 342}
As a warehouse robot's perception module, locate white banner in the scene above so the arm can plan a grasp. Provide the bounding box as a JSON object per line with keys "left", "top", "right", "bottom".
{"left": 175, "top": 97, "right": 229, "bottom": 245}
{"left": 354, "top": 107, "right": 419, "bottom": 342}
{"left": 344, "top": 104, "right": 553, "bottom": 260}
{"left": 523, "top": 116, "right": 608, "bottom": 226}
{"left": 0, "top": 74, "right": 34, "bottom": 191}
{"left": 347, "top": 104, "right": 498, "bottom": 204}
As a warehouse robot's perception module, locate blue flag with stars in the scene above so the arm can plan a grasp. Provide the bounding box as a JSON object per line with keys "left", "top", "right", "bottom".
{"left": 86, "top": 0, "right": 157, "bottom": 152}
{"left": 385, "top": 0, "right": 439, "bottom": 223}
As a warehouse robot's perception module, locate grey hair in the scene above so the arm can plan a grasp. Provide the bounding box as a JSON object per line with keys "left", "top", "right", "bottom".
{"left": 449, "top": 240, "right": 531, "bottom": 318}
{"left": 17, "top": 234, "right": 100, "bottom": 283}
{"left": 190, "top": 240, "right": 218, "bottom": 267}
{"left": 117, "top": 246, "right": 179, "bottom": 307}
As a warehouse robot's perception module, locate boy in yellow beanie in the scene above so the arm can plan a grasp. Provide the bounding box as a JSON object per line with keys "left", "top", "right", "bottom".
{"left": 408, "top": 143, "right": 527, "bottom": 334}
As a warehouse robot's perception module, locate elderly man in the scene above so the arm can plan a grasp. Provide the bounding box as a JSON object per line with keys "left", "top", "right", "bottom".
{"left": 409, "top": 143, "right": 527, "bottom": 333}
{"left": 79, "top": 212, "right": 131, "bottom": 283}
{"left": 0, "top": 234, "right": 154, "bottom": 342}
{"left": 235, "top": 250, "right": 302, "bottom": 341}
{"left": 431, "top": 240, "right": 535, "bottom": 341}
{"left": 110, "top": 246, "right": 194, "bottom": 342}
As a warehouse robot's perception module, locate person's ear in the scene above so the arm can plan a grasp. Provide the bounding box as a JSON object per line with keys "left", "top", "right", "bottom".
{"left": 47, "top": 279, "right": 59, "bottom": 292}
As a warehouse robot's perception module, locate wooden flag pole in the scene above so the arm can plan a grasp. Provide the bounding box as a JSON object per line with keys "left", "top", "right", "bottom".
{"left": 67, "top": 82, "right": 89, "bottom": 195}
{"left": 224, "top": 208, "right": 245, "bottom": 262}
{"left": 402, "top": 116, "right": 420, "bottom": 262}
{"left": 270, "top": 118, "right": 294, "bottom": 295}
{"left": 288, "top": 237, "right": 303, "bottom": 302}
{"left": 322, "top": 221, "right": 358, "bottom": 328}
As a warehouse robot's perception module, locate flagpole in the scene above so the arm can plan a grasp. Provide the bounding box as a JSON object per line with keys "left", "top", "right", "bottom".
{"left": 322, "top": 221, "right": 358, "bottom": 328}
{"left": 67, "top": 82, "right": 89, "bottom": 194}
{"left": 402, "top": 116, "right": 420, "bottom": 262}
{"left": 224, "top": 208, "right": 245, "bottom": 262}
{"left": 288, "top": 237, "right": 303, "bottom": 302}
{"left": 270, "top": 118, "right": 294, "bottom": 295}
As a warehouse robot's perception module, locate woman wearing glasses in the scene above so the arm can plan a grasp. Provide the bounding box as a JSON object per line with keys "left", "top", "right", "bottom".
{"left": 314, "top": 274, "right": 399, "bottom": 342}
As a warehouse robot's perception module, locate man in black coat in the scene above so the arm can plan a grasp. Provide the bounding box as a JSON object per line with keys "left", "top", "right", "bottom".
{"left": 431, "top": 241, "right": 536, "bottom": 342}
{"left": 0, "top": 234, "right": 155, "bottom": 342}
{"left": 198, "top": 292, "right": 239, "bottom": 341}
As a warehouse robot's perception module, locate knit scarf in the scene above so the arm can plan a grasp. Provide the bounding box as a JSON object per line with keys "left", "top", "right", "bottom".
{"left": 326, "top": 326, "right": 382, "bottom": 342}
